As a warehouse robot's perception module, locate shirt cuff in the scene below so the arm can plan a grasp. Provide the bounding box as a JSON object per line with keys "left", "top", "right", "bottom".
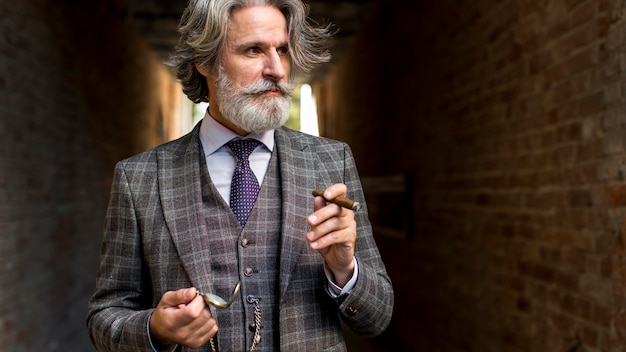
{"left": 324, "top": 257, "right": 359, "bottom": 297}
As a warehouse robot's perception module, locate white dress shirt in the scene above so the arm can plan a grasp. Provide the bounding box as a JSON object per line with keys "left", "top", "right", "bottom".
{"left": 199, "top": 112, "right": 274, "bottom": 205}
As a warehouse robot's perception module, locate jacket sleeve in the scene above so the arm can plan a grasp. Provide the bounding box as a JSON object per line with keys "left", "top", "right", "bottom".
{"left": 86, "top": 161, "right": 156, "bottom": 351}
{"left": 333, "top": 143, "right": 394, "bottom": 337}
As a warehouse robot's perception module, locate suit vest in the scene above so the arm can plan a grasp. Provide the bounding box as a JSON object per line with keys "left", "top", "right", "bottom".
{"left": 200, "top": 149, "right": 281, "bottom": 351}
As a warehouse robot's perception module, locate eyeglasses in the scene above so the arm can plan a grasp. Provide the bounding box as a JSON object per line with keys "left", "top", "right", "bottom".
{"left": 197, "top": 281, "right": 241, "bottom": 309}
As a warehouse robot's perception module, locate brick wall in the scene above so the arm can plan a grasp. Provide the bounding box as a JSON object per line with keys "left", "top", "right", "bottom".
{"left": 316, "top": 0, "right": 626, "bottom": 350}
{"left": 0, "top": 0, "right": 182, "bottom": 350}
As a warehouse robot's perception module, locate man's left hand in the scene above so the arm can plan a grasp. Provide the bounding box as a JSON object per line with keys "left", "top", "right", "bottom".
{"left": 306, "top": 183, "right": 356, "bottom": 287}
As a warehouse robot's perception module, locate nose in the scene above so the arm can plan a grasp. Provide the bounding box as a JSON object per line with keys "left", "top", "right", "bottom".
{"left": 263, "top": 49, "right": 288, "bottom": 82}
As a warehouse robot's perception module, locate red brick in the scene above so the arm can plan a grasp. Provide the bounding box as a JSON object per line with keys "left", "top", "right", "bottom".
{"left": 605, "top": 183, "right": 626, "bottom": 207}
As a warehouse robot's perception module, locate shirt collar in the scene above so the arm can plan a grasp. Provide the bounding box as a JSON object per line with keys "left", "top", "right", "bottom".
{"left": 199, "top": 110, "right": 275, "bottom": 156}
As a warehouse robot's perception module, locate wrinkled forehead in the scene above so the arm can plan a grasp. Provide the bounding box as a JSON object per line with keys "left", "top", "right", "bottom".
{"left": 225, "top": 5, "right": 288, "bottom": 45}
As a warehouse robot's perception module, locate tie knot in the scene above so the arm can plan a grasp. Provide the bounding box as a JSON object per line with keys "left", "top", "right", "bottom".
{"left": 227, "top": 139, "right": 261, "bottom": 161}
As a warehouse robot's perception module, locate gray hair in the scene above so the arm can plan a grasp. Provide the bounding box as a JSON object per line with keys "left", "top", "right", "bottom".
{"left": 168, "top": 0, "right": 332, "bottom": 103}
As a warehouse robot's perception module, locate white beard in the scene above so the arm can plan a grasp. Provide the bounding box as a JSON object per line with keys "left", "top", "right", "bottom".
{"left": 215, "top": 67, "right": 294, "bottom": 133}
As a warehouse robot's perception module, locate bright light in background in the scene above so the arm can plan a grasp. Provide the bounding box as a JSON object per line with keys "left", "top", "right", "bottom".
{"left": 194, "top": 102, "right": 208, "bottom": 127}
{"left": 299, "top": 84, "right": 319, "bottom": 136}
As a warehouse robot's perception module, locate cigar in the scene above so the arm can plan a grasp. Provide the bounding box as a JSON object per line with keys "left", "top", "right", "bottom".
{"left": 311, "top": 189, "right": 362, "bottom": 212}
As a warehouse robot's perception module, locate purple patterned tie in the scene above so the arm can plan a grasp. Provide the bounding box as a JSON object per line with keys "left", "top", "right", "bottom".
{"left": 227, "top": 139, "right": 261, "bottom": 226}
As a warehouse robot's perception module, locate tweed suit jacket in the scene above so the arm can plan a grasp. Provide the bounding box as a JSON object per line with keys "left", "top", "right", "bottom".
{"left": 87, "top": 122, "right": 394, "bottom": 351}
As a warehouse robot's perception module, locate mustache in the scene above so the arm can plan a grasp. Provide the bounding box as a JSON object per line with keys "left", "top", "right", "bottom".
{"left": 240, "top": 79, "right": 294, "bottom": 97}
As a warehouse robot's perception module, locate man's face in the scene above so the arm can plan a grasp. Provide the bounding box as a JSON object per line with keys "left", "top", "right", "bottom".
{"left": 197, "top": 5, "right": 292, "bottom": 135}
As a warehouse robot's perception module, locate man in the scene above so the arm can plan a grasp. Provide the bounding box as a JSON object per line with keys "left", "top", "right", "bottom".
{"left": 87, "top": 0, "right": 393, "bottom": 351}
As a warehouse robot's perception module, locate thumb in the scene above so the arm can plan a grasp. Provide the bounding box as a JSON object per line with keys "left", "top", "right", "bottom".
{"left": 161, "top": 287, "right": 197, "bottom": 307}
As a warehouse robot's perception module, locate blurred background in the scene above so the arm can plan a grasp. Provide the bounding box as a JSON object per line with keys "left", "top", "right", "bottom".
{"left": 2, "top": 0, "right": 626, "bottom": 351}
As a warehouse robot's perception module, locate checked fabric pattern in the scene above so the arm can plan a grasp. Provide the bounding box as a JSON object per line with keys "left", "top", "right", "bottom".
{"left": 227, "top": 138, "right": 261, "bottom": 227}
{"left": 87, "top": 124, "right": 394, "bottom": 351}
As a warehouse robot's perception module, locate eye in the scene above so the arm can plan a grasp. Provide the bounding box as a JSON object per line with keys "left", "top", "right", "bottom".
{"left": 277, "top": 45, "right": 289, "bottom": 56}
{"left": 245, "top": 46, "right": 261, "bottom": 55}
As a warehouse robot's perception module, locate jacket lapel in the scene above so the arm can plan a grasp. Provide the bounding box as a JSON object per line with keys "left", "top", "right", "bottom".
{"left": 158, "top": 124, "right": 213, "bottom": 290}
{"left": 158, "top": 125, "right": 317, "bottom": 298}
{"left": 275, "top": 128, "right": 317, "bottom": 298}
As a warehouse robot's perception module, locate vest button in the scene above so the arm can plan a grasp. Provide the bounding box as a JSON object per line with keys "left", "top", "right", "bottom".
{"left": 249, "top": 322, "right": 264, "bottom": 331}
{"left": 244, "top": 267, "right": 254, "bottom": 276}
{"left": 241, "top": 238, "right": 249, "bottom": 247}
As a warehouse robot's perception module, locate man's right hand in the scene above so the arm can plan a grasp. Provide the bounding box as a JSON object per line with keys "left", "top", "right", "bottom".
{"left": 149, "top": 287, "right": 217, "bottom": 349}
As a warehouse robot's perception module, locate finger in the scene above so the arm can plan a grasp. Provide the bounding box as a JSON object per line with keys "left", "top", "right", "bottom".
{"left": 187, "top": 293, "right": 210, "bottom": 313}
{"left": 184, "top": 310, "right": 216, "bottom": 337}
{"left": 312, "top": 193, "right": 327, "bottom": 212}
{"left": 173, "top": 302, "right": 217, "bottom": 348}
{"left": 309, "top": 223, "right": 356, "bottom": 250}
{"left": 307, "top": 202, "right": 354, "bottom": 243}
{"left": 172, "top": 316, "right": 217, "bottom": 349}
{"left": 309, "top": 205, "right": 342, "bottom": 227}
{"left": 308, "top": 201, "right": 351, "bottom": 228}
{"left": 184, "top": 320, "right": 219, "bottom": 349}
{"left": 307, "top": 212, "right": 341, "bottom": 240}
{"left": 321, "top": 184, "right": 348, "bottom": 201}
{"left": 307, "top": 211, "right": 355, "bottom": 247}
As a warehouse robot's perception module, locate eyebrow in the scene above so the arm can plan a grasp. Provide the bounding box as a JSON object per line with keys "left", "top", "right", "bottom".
{"left": 234, "top": 40, "right": 289, "bottom": 51}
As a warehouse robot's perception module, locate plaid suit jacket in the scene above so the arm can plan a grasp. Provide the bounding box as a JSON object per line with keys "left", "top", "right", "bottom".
{"left": 87, "top": 122, "right": 394, "bottom": 351}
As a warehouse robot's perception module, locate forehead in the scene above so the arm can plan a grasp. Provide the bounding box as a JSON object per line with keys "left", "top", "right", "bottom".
{"left": 227, "top": 5, "right": 288, "bottom": 44}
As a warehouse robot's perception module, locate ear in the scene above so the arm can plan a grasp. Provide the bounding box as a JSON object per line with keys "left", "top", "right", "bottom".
{"left": 195, "top": 63, "right": 210, "bottom": 77}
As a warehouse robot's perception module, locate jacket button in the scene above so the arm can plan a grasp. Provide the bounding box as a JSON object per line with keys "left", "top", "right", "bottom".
{"left": 244, "top": 267, "right": 254, "bottom": 277}
{"left": 241, "top": 238, "right": 249, "bottom": 247}
{"left": 346, "top": 305, "right": 358, "bottom": 316}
